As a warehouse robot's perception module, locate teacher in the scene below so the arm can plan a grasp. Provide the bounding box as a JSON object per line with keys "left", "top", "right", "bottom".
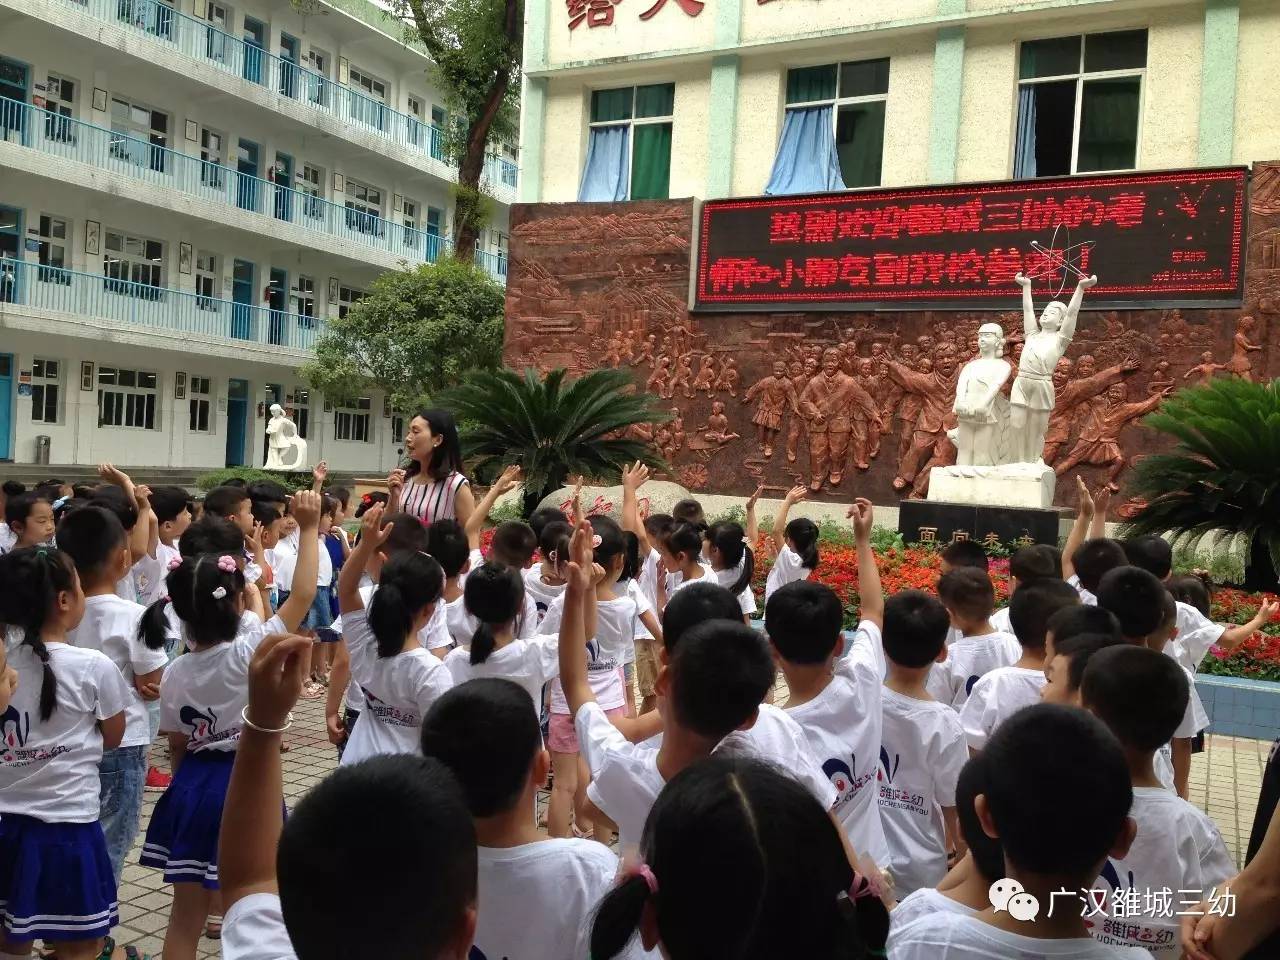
{"left": 387, "top": 408, "right": 474, "bottom": 528}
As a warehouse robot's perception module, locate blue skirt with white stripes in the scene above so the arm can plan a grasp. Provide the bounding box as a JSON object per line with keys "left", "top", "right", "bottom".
{"left": 0, "top": 815, "right": 118, "bottom": 942}
{"left": 140, "top": 749, "right": 235, "bottom": 889}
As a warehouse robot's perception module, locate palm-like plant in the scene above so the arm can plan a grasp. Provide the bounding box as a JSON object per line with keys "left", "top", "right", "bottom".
{"left": 1123, "top": 377, "right": 1280, "bottom": 591}
{"left": 440, "top": 367, "right": 670, "bottom": 516}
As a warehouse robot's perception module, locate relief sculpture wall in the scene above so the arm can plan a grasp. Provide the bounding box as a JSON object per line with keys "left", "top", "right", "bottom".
{"left": 503, "top": 164, "right": 1280, "bottom": 513}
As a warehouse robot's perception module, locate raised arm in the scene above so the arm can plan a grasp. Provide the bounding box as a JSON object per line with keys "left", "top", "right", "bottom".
{"left": 849, "top": 498, "right": 883, "bottom": 629}
{"left": 1089, "top": 487, "right": 1110, "bottom": 541}
{"left": 1219, "top": 598, "right": 1280, "bottom": 654}
{"left": 337, "top": 503, "right": 391, "bottom": 615}
{"left": 745, "top": 485, "right": 764, "bottom": 549}
{"left": 1062, "top": 476, "right": 1095, "bottom": 582}
{"left": 275, "top": 491, "right": 321, "bottom": 631}
{"left": 772, "top": 486, "right": 806, "bottom": 555}
{"left": 99, "top": 465, "right": 148, "bottom": 562}
{"left": 621, "top": 461, "right": 652, "bottom": 554}
{"left": 558, "top": 521, "right": 597, "bottom": 717}
{"left": 1014, "top": 273, "right": 1037, "bottom": 339}
{"left": 312, "top": 460, "right": 328, "bottom": 494}
{"left": 1060, "top": 274, "right": 1097, "bottom": 345}
{"left": 464, "top": 465, "right": 522, "bottom": 550}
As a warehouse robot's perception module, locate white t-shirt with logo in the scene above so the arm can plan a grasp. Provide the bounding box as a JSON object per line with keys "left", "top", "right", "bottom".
{"left": 68, "top": 594, "right": 168, "bottom": 749}
{"left": 784, "top": 619, "right": 890, "bottom": 867}
{"left": 522, "top": 567, "right": 567, "bottom": 625}
{"left": 1090, "top": 787, "right": 1235, "bottom": 958}
{"left": 717, "top": 703, "right": 840, "bottom": 811}
{"left": 891, "top": 887, "right": 976, "bottom": 937}
{"left": 889, "top": 913, "right": 1154, "bottom": 959}
{"left": 0, "top": 643, "right": 130, "bottom": 822}
{"left": 443, "top": 635, "right": 560, "bottom": 716}
{"left": 540, "top": 592, "right": 635, "bottom": 712}
{"left": 765, "top": 543, "right": 811, "bottom": 602}
{"left": 926, "top": 632, "right": 1021, "bottom": 710}
{"left": 959, "top": 666, "right": 1046, "bottom": 751}
{"left": 159, "top": 614, "right": 286, "bottom": 753}
{"left": 878, "top": 687, "right": 969, "bottom": 897}
{"left": 579, "top": 701, "right": 666, "bottom": 848}
{"left": 340, "top": 608, "right": 453, "bottom": 766}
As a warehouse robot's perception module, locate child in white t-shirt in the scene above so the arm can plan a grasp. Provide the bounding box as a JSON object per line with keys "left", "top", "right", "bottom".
{"left": 927, "top": 567, "right": 1020, "bottom": 709}
{"left": 148, "top": 485, "right": 194, "bottom": 606}
{"left": 523, "top": 520, "right": 571, "bottom": 624}
{"left": 659, "top": 522, "right": 713, "bottom": 601}
{"left": 0, "top": 546, "right": 131, "bottom": 954}
{"left": 421, "top": 677, "right": 640, "bottom": 959}
{"left": 887, "top": 705, "right": 1154, "bottom": 960}
{"left": 1081, "top": 646, "right": 1235, "bottom": 958}
{"left": 620, "top": 462, "right": 672, "bottom": 715}
{"left": 747, "top": 483, "right": 820, "bottom": 603}
{"left": 704, "top": 519, "right": 757, "bottom": 620}
{"left": 960, "top": 579, "right": 1080, "bottom": 751}
{"left": 878, "top": 587, "right": 968, "bottom": 897}
{"left": 1039, "top": 606, "right": 1124, "bottom": 707}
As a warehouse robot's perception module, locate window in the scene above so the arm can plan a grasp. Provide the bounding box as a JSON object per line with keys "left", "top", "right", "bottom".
{"left": 97, "top": 366, "right": 158, "bottom": 429}
{"left": 103, "top": 230, "right": 164, "bottom": 297}
{"left": 401, "top": 198, "right": 420, "bottom": 248}
{"left": 391, "top": 413, "right": 404, "bottom": 443}
{"left": 1014, "top": 30, "right": 1146, "bottom": 178}
{"left": 586, "top": 83, "right": 674, "bottom": 201}
{"left": 43, "top": 73, "right": 76, "bottom": 143}
{"left": 205, "top": 1, "right": 231, "bottom": 61}
{"left": 188, "top": 375, "right": 211, "bottom": 432}
{"left": 298, "top": 163, "right": 324, "bottom": 219}
{"left": 336, "top": 284, "right": 365, "bottom": 320}
{"left": 425, "top": 206, "right": 444, "bottom": 260}
{"left": 200, "top": 126, "right": 225, "bottom": 188}
{"left": 344, "top": 179, "right": 384, "bottom": 235}
{"left": 347, "top": 66, "right": 388, "bottom": 131}
{"left": 30, "top": 358, "right": 60, "bottom": 424}
{"left": 294, "top": 389, "right": 311, "bottom": 439}
{"left": 348, "top": 67, "right": 387, "bottom": 102}
{"left": 429, "top": 105, "right": 447, "bottom": 160}
{"left": 782, "top": 58, "right": 888, "bottom": 189}
{"left": 305, "top": 48, "right": 329, "bottom": 105}
{"left": 195, "top": 251, "right": 218, "bottom": 309}
{"left": 36, "top": 215, "right": 69, "bottom": 284}
{"left": 297, "top": 275, "right": 316, "bottom": 326}
{"left": 108, "top": 96, "right": 168, "bottom": 172}
{"left": 334, "top": 397, "right": 371, "bottom": 442}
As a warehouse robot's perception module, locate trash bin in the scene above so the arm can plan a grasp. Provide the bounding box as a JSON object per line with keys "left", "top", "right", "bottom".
{"left": 34, "top": 434, "right": 51, "bottom": 465}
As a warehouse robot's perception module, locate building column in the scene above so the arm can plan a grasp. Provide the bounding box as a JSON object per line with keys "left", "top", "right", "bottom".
{"left": 518, "top": 0, "right": 551, "bottom": 203}
{"left": 1197, "top": 0, "right": 1240, "bottom": 165}
{"left": 704, "top": 0, "right": 742, "bottom": 199}
{"left": 926, "top": 24, "right": 965, "bottom": 184}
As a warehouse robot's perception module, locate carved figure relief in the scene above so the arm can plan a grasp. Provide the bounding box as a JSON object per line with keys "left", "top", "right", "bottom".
{"left": 742, "top": 361, "right": 800, "bottom": 459}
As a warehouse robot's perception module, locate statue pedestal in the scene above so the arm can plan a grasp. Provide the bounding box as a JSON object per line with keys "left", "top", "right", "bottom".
{"left": 926, "top": 462, "right": 1056, "bottom": 510}
{"left": 898, "top": 499, "right": 1062, "bottom": 548}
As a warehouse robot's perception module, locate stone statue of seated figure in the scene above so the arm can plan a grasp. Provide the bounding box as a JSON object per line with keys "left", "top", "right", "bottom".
{"left": 264, "top": 403, "right": 307, "bottom": 471}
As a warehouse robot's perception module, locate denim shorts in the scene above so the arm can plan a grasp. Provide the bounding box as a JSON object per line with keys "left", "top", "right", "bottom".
{"left": 302, "top": 586, "right": 334, "bottom": 631}
{"left": 99, "top": 744, "right": 147, "bottom": 884}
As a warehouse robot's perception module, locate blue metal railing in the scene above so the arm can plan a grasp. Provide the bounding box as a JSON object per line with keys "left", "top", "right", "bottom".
{"left": 0, "top": 256, "right": 325, "bottom": 350}
{"left": 55, "top": 0, "right": 518, "bottom": 187}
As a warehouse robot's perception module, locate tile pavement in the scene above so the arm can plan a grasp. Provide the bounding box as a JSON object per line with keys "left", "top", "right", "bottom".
{"left": 110, "top": 693, "right": 1271, "bottom": 958}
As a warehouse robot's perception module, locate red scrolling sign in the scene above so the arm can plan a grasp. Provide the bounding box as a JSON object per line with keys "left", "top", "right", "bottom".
{"left": 693, "top": 167, "right": 1247, "bottom": 312}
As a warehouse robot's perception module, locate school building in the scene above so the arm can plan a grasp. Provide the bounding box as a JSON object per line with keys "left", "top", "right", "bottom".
{"left": 0, "top": 0, "right": 516, "bottom": 473}
{"left": 518, "top": 0, "right": 1277, "bottom": 205}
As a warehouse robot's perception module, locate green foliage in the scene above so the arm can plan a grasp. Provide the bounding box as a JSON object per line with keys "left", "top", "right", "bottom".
{"left": 299, "top": 259, "right": 504, "bottom": 412}
{"left": 439, "top": 367, "right": 669, "bottom": 513}
{"left": 486, "top": 497, "right": 525, "bottom": 525}
{"left": 196, "top": 468, "right": 314, "bottom": 492}
{"left": 1122, "top": 378, "right": 1280, "bottom": 588}
{"left": 868, "top": 525, "right": 905, "bottom": 553}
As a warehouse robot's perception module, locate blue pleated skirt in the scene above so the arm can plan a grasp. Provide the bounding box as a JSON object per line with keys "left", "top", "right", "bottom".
{"left": 0, "top": 815, "right": 118, "bottom": 942}
{"left": 140, "top": 749, "right": 235, "bottom": 889}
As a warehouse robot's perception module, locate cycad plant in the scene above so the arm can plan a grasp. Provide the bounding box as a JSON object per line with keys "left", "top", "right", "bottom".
{"left": 1123, "top": 377, "right": 1280, "bottom": 591}
{"left": 441, "top": 367, "right": 669, "bottom": 516}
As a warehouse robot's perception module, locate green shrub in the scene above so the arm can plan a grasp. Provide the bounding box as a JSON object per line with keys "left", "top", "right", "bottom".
{"left": 196, "top": 468, "right": 315, "bottom": 492}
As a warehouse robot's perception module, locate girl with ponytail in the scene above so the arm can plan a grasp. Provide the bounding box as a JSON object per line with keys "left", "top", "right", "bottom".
{"left": 141, "top": 491, "right": 322, "bottom": 960}
{"left": 590, "top": 756, "right": 888, "bottom": 960}
{"left": 761, "top": 485, "right": 821, "bottom": 603}
{"left": 442, "top": 561, "right": 560, "bottom": 717}
{"left": 0, "top": 547, "right": 132, "bottom": 959}
{"left": 336, "top": 503, "right": 452, "bottom": 766}
{"left": 704, "top": 519, "right": 757, "bottom": 622}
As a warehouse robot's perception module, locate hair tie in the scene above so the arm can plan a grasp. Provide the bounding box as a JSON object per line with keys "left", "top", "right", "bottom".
{"left": 52, "top": 496, "right": 69, "bottom": 510}
{"left": 592, "top": 535, "right": 603, "bottom": 549}
{"left": 848, "top": 871, "right": 883, "bottom": 902}
{"left": 211, "top": 586, "right": 228, "bottom": 600}
{"left": 216, "top": 555, "right": 237, "bottom": 573}
{"left": 621, "top": 860, "right": 659, "bottom": 896}
{"left": 167, "top": 556, "right": 183, "bottom": 571}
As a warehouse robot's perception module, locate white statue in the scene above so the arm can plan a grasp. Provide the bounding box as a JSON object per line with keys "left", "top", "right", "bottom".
{"left": 953, "top": 323, "right": 1012, "bottom": 467}
{"left": 1008, "top": 271, "right": 1098, "bottom": 464}
{"left": 264, "top": 403, "right": 308, "bottom": 471}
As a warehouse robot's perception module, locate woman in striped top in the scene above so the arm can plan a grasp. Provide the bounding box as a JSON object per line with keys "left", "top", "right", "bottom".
{"left": 388, "top": 409, "right": 475, "bottom": 529}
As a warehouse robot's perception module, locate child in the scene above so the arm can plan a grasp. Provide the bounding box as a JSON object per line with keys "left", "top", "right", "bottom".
{"left": 4, "top": 491, "right": 56, "bottom": 550}
{"left": 59, "top": 506, "right": 169, "bottom": 883}
{"left": 591, "top": 755, "right": 889, "bottom": 960}
{"left": 704, "top": 520, "right": 755, "bottom": 619}
{"left": 1045, "top": 604, "right": 1123, "bottom": 662}
{"left": 939, "top": 540, "right": 988, "bottom": 575}
{"left": 766, "top": 496, "right": 889, "bottom": 878}
{"left": 761, "top": 485, "right": 820, "bottom": 602}
{"left": 621, "top": 462, "right": 671, "bottom": 714}
{"left": 0, "top": 547, "right": 131, "bottom": 960}
{"left": 203, "top": 485, "right": 255, "bottom": 536}
{"left": 523, "top": 520, "right": 570, "bottom": 623}
{"left": 1042, "top": 632, "right": 1124, "bottom": 706}
{"left": 927, "top": 568, "right": 1020, "bottom": 709}
{"left": 217, "top": 635, "right": 479, "bottom": 960}
{"left": 138, "top": 491, "right": 320, "bottom": 960}
{"left": 988, "top": 543, "right": 1063, "bottom": 634}
{"left": 878, "top": 588, "right": 969, "bottom": 898}
{"left": 1066, "top": 538, "right": 1128, "bottom": 605}
{"left": 444, "top": 563, "right": 560, "bottom": 716}
{"left": 335, "top": 504, "right": 452, "bottom": 766}
{"left": 421, "top": 678, "right": 627, "bottom": 960}
{"left": 671, "top": 497, "right": 705, "bottom": 529}
{"left": 528, "top": 503, "right": 568, "bottom": 543}
{"left": 89, "top": 475, "right": 162, "bottom": 607}
{"left": 0, "top": 479, "right": 25, "bottom": 553}
{"left": 960, "top": 578, "right": 1079, "bottom": 751}
{"left": 1081, "top": 646, "right": 1235, "bottom": 956}
{"left": 150, "top": 485, "right": 194, "bottom": 579}
{"left": 659, "top": 522, "right": 712, "bottom": 600}
{"left": 887, "top": 704, "right": 1147, "bottom": 960}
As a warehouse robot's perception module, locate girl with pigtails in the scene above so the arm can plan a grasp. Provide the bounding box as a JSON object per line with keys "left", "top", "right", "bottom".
{"left": 138, "top": 490, "right": 322, "bottom": 960}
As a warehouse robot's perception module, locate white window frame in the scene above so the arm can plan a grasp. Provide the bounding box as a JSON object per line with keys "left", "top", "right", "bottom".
{"left": 108, "top": 94, "right": 168, "bottom": 159}
{"left": 293, "top": 388, "right": 311, "bottom": 439}
{"left": 103, "top": 229, "right": 165, "bottom": 293}
{"left": 296, "top": 275, "right": 316, "bottom": 324}
{"left": 333, "top": 397, "right": 372, "bottom": 442}
{"left": 30, "top": 357, "right": 61, "bottom": 424}
{"left": 1014, "top": 30, "right": 1147, "bottom": 177}
{"left": 347, "top": 66, "right": 387, "bottom": 103}
{"left": 195, "top": 250, "right": 218, "bottom": 309}
{"left": 587, "top": 83, "right": 674, "bottom": 200}
{"left": 189, "top": 374, "right": 212, "bottom": 432}
{"left": 97, "top": 366, "right": 159, "bottom": 430}
{"left": 35, "top": 214, "right": 69, "bottom": 283}
{"left": 783, "top": 58, "right": 889, "bottom": 189}
{"left": 335, "top": 284, "right": 365, "bottom": 320}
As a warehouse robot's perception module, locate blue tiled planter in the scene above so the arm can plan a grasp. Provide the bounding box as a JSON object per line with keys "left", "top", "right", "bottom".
{"left": 1195, "top": 675, "right": 1280, "bottom": 741}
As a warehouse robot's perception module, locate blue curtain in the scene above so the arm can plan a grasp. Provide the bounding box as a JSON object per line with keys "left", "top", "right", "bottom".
{"left": 577, "top": 124, "right": 630, "bottom": 202}
{"left": 1013, "top": 86, "right": 1037, "bottom": 179}
{"left": 764, "top": 106, "right": 845, "bottom": 196}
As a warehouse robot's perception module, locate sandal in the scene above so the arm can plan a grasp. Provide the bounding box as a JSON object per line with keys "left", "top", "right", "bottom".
{"left": 205, "top": 915, "right": 223, "bottom": 940}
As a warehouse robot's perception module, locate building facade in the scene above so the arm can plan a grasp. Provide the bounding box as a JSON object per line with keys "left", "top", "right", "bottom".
{"left": 519, "top": 0, "right": 1277, "bottom": 205}
{"left": 0, "top": 0, "right": 516, "bottom": 471}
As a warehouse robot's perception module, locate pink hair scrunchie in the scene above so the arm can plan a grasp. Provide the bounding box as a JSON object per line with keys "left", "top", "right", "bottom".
{"left": 216, "top": 555, "right": 237, "bottom": 573}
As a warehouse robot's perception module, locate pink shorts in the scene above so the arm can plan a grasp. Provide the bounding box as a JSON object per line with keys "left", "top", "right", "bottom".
{"left": 548, "top": 706, "right": 626, "bottom": 754}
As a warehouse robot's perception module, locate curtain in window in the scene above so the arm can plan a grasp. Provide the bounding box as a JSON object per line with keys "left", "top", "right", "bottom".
{"left": 835, "top": 101, "right": 884, "bottom": 189}
{"left": 1013, "top": 85, "right": 1037, "bottom": 179}
{"left": 578, "top": 124, "right": 630, "bottom": 202}
{"left": 764, "top": 106, "right": 845, "bottom": 196}
{"left": 1077, "top": 77, "right": 1140, "bottom": 172}
{"left": 631, "top": 123, "right": 672, "bottom": 201}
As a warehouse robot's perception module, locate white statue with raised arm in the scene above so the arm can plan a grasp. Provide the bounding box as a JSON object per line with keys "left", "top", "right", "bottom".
{"left": 1008, "top": 271, "right": 1098, "bottom": 464}
{"left": 264, "top": 403, "right": 308, "bottom": 471}
{"left": 953, "top": 323, "right": 1012, "bottom": 467}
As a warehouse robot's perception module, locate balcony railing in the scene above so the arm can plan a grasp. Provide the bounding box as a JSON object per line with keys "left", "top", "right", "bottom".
{"left": 51, "top": 0, "right": 518, "bottom": 188}
{"left": 0, "top": 256, "right": 325, "bottom": 351}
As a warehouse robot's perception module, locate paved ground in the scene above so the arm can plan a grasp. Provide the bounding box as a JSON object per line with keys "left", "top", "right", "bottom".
{"left": 113, "top": 693, "right": 1271, "bottom": 958}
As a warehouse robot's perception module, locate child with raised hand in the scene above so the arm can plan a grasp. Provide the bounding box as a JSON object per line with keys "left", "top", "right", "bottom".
{"left": 989, "top": 543, "right": 1062, "bottom": 634}
{"left": 888, "top": 704, "right": 1150, "bottom": 960}
{"left": 621, "top": 462, "right": 670, "bottom": 714}
{"left": 4, "top": 491, "right": 56, "bottom": 550}
{"left": 218, "top": 634, "right": 479, "bottom": 960}
{"left": 590, "top": 755, "right": 889, "bottom": 960}
{"left": 704, "top": 519, "right": 756, "bottom": 620}
{"left": 758, "top": 485, "right": 820, "bottom": 602}
{"left": 0, "top": 547, "right": 131, "bottom": 960}
{"left": 1063, "top": 478, "right": 1126, "bottom": 604}
{"left": 960, "top": 578, "right": 1079, "bottom": 751}
{"left": 927, "top": 568, "right": 1020, "bottom": 709}
{"left": 336, "top": 503, "right": 452, "bottom": 766}
{"left": 95, "top": 464, "right": 164, "bottom": 604}
{"left": 1081, "top": 646, "right": 1234, "bottom": 957}
{"left": 137, "top": 490, "right": 321, "bottom": 960}
{"left": 766, "top": 496, "right": 890, "bottom": 880}
{"left": 421, "top": 678, "right": 634, "bottom": 960}
{"left": 523, "top": 520, "right": 571, "bottom": 624}
{"left": 59, "top": 505, "right": 169, "bottom": 883}
{"left": 659, "top": 522, "right": 711, "bottom": 600}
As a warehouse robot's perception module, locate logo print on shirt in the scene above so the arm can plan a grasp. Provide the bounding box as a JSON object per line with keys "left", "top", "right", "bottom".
{"left": 965, "top": 674, "right": 980, "bottom": 696}
{"left": 1, "top": 705, "right": 30, "bottom": 754}
{"left": 180, "top": 705, "right": 219, "bottom": 740}
{"left": 1099, "top": 859, "right": 1135, "bottom": 893}
{"left": 824, "top": 756, "right": 854, "bottom": 797}
{"left": 877, "top": 746, "right": 899, "bottom": 783}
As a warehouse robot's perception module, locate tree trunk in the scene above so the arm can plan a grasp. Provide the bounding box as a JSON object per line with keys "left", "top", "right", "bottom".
{"left": 1240, "top": 535, "right": 1279, "bottom": 594}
